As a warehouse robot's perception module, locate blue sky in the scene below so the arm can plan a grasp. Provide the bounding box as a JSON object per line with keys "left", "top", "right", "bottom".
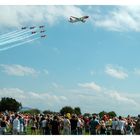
{"left": 0, "top": 5, "right": 140, "bottom": 116}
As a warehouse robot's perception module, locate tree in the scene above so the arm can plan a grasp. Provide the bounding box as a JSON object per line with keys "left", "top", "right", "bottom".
{"left": 60, "top": 106, "right": 74, "bottom": 115}
{"left": 21, "top": 109, "right": 40, "bottom": 115}
{"left": 83, "top": 113, "right": 91, "bottom": 117}
{"left": 99, "top": 111, "right": 107, "bottom": 118}
{"left": 108, "top": 111, "right": 117, "bottom": 118}
{"left": 0, "top": 97, "right": 22, "bottom": 112}
{"left": 74, "top": 107, "right": 81, "bottom": 115}
{"left": 43, "top": 110, "right": 58, "bottom": 115}
{"left": 43, "top": 110, "right": 53, "bottom": 114}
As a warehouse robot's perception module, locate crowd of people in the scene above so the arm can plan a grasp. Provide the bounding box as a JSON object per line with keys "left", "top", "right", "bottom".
{"left": 0, "top": 111, "right": 140, "bottom": 135}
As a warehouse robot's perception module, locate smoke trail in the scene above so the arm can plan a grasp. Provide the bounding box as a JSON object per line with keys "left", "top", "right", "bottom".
{"left": 0, "top": 34, "right": 29, "bottom": 45}
{"left": 0, "top": 30, "right": 24, "bottom": 39}
{"left": 0, "top": 34, "right": 37, "bottom": 46}
{"left": 0, "top": 37, "right": 40, "bottom": 52}
{"left": 0, "top": 30, "right": 31, "bottom": 41}
{"left": 0, "top": 30, "right": 19, "bottom": 37}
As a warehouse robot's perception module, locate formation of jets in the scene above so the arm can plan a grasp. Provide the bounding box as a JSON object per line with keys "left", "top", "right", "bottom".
{"left": 21, "top": 25, "right": 45, "bottom": 30}
{"left": 0, "top": 15, "right": 89, "bottom": 52}
{"left": 21, "top": 25, "right": 46, "bottom": 38}
{"left": 21, "top": 16, "right": 89, "bottom": 40}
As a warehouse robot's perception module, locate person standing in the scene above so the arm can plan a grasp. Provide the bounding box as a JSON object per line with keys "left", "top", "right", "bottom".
{"left": 135, "top": 115, "right": 140, "bottom": 135}
{"left": 30, "top": 117, "right": 37, "bottom": 135}
{"left": 116, "top": 116, "right": 126, "bottom": 135}
{"left": 51, "top": 116, "right": 60, "bottom": 135}
{"left": 84, "top": 117, "right": 90, "bottom": 135}
{"left": 13, "top": 114, "right": 20, "bottom": 135}
{"left": 125, "top": 122, "right": 133, "bottom": 135}
{"left": 89, "top": 115, "right": 99, "bottom": 135}
{"left": 112, "top": 117, "right": 118, "bottom": 135}
{"left": 70, "top": 115, "right": 78, "bottom": 135}
{"left": 100, "top": 120, "right": 107, "bottom": 135}
{"left": 0, "top": 117, "right": 7, "bottom": 135}
{"left": 24, "top": 115, "right": 29, "bottom": 134}
{"left": 63, "top": 116, "right": 71, "bottom": 135}
{"left": 77, "top": 117, "right": 84, "bottom": 135}
{"left": 19, "top": 115, "right": 24, "bottom": 134}
{"left": 41, "top": 117, "right": 47, "bottom": 135}
{"left": 45, "top": 115, "right": 51, "bottom": 135}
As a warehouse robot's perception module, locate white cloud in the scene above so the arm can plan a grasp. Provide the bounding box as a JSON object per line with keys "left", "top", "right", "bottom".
{"left": 0, "top": 88, "right": 68, "bottom": 110}
{"left": 0, "top": 64, "right": 39, "bottom": 76}
{"left": 92, "top": 6, "right": 140, "bottom": 32}
{"left": 90, "top": 70, "right": 96, "bottom": 76}
{"left": 78, "top": 82, "right": 102, "bottom": 92}
{"left": 52, "top": 47, "right": 60, "bottom": 54}
{"left": 52, "top": 82, "right": 59, "bottom": 88}
{"left": 61, "top": 86, "right": 140, "bottom": 115}
{"left": 134, "top": 68, "right": 140, "bottom": 75}
{"left": 0, "top": 88, "right": 26, "bottom": 100}
{"left": 43, "top": 69, "right": 49, "bottom": 75}
{"left": 0, "top": 6, "right": 84, "bottom": 31}
{"left": 29, "top": 92, "right": 44, "bottom": 99}
{"left": 105, "top": 64, "right": 128, "bottom": 79}
{"left": 1, "top": 6, "right": 140, "bottom": 32}
{"left": 108, "top": 90, "right": 138, "bottom": 106}
{"left": 0, "top": 86, "right": 140, "bottom": 115}
{"left": 51, "top": 82, "right": 64, "bottom": 89}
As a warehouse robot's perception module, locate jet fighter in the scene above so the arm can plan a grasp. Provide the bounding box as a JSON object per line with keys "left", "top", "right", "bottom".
{"left": 31, "top": 31, "right": 37, "bottom": 34}
{"left": 30, "top": 26, "right": 36, "bottom": 29}
{"left": 39, "top": 25, "right": 45, "bottom": 28}
{"left": 41, "top": 35, "right": 46, "bottom": 38}
{"left": 69, "top": 16, "right": 89, "bottom": 23}
{"left": 21, "top": 27, "right": 27, "bottom": 29}
{"left": 40, "top": 30, "right": 45, "bottom": 33}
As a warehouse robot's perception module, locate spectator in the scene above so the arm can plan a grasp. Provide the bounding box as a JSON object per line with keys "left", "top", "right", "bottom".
{"left": 116, "top": 116, "right": 126, "bottom": 135}
{"left": 125, "top": 122, "right": 133, "bottom": 135}
{"left": 70, "top": 115, "right": 78, "bottom": 135}
{"left": 135, "top": 115, "right": 140, "bottom": 135}
{"left": 63, "top": 116, "right": 71, "bottom": 135}
{"left": 19, "top": 115, "right": 25, "bottom": 134}
{"left": 51, "top": 116, "right": 60, "bottom": 135}
{"left": 77, "top": 117, "right": 83, "bottom": 135}
{"left": 30, "top": 117, "right": 37, "bottom": 135}
{"left": 13, "top": 114, "right": 20, "bottom": 135}
{"left": 99, "top": 120, "right": 106, "bottom": 135}
{"left": 41, "top": 117, "right": 47, "bottom": 135}
{"left": 112, "top": 117, "right": 118, "bottom": 135}
{"left": 84, "top": 116, "right": 90, "bottom": 135}
{"left": 45, "top": 115, "right": 51, "bottom": 135}
{"left": 0, "top": 116, "right": 7, "bottom": 135}
{"left": 89, "top": 115, "right": 99, "bottom": 135}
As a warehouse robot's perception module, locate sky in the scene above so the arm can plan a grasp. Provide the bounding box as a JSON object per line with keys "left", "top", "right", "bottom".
{"left": 0, "top": 5, "right": 140, "bottom": 116}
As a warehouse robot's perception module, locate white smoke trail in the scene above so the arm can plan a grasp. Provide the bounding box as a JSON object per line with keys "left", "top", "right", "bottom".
{"left": 0, "top": 30, "right": 24, "bottom": 39}
{"left": 0, "top": 30, "right": 19, "bottom": 37}
{"left": 0, "top": 34, "right": 37, "bottom": 46}
{"left": 0, "top": 34, "right": 29, "bottom": 45}
{"left": 0, "top": 30, "right": 31, "bottom": 41}
{"left": 0, "top": 37, "right": 40, "bottom": 52}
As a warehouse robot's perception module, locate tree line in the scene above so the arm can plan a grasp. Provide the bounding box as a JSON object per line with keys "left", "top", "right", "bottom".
{"left": 0, "top": 97, "right": 117, "bottom": 117}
